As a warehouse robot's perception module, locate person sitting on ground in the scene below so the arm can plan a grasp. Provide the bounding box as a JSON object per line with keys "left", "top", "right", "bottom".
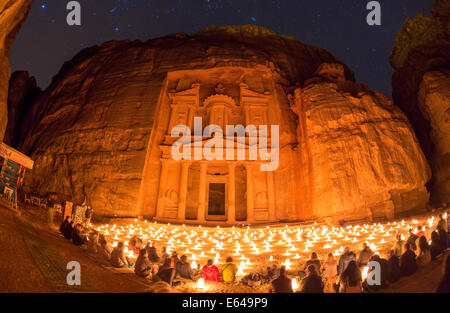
{"left": 303, "top": 252, "right": 321, "bottom": 275}
{"left": 387, "top": 250, "right": 402, "bottom": 283}
{"left": 71, "top": 223, "right": 87, "bottom": 246}
{"left": 129, "top": 236, "right": 143, "bottom": 254}
{"left": 400, "top": 243, "right": 417, "bottom": 276}
{"left": 416, "top": 225, "right": 425, "bottom": 237}
{"left": 301, "top": 265, "right": 324, "bottom": 293}
{"left": 202, "top": 259, "right": 220, "bottom": 282}
{"left": 145, "top": 243, "right": 160, "bottom": 263}
{"left": 407, "top": 229, "right": 418, "bottom": 251}
{"left": 357, "top": 242, "right": 373, "bottom": 267}
{"left": 59, "top": 216, "right": 70, "bottom": 235}
{"left": 393, "top": 234, "right": 405, "bottom": 257}
{"left": 436, "top": 253, "right": 450, "bottom": 293}
{"left": 338, "top": 247, "right": 357, "bottom": 275}
{"left": 176, "top": 255, "right": 195, "bottom": 281}
{"left": 222, "top": 257, "right": 238, "bottom": 283}
{"left": 63, "top": 221, "right": 74, "bottom": 240}
{"left": 110, "top": 242, "right": 133, "bottom": 268}
{"left": 134, "top": 249, "right": 153, "bottom": 278}
{"left": 322, "top": 253, "right": 338, "bottom": 292}
{"left": 365, "top": 254, "right": 389, "bottom": 290}
{"left": 338, "top": 260, "right": 362, "bottom": 293}
{"left": 87, "top": 230, "right": 100, "bottom": 254}
{"left": 437, "top": 214, "right": 448, "bottom": 234}
{"left": 98, "top": 234, "right": 113, "bottom": 261}
{"left": 438, "top": 228, "right": 448, "bottom": 253}
{"left": 430, "top": 231, "right": 442, "bottom": 260}
{"left": 271, "top": 266, "right": 293, "bottom": 293}
{"left": 170, "top": 251, "right": 179, "bottom": 269}
{"left": 157, "top": 258, "right": 180, "bottom": 287}
{"left": 160, "top": 246, "right": 170, "bottom": 265}
{"left": 267, "top": 264, "right": 280, "bottom": 281}
{"left": 84, "top": 206, "right": 93, "bottom": 228}
{"left": 242, "top": 272, "right": 263, "bottom": 287}
{"left": 417, "top": 236, "right": 431, "bottom": 267}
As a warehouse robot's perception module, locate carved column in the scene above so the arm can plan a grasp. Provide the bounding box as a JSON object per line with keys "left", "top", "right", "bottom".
{"left": 267, "top": 170, "right": 276, "bottom": 221}
{"left": 197, "top": 162, "right": 207, "bottom": 223}
{"left": 227, "top": 163, "right": 236, "bottom": 224}
{"left": 246, "top": 163, "right": 255, "bottom": 222}
{"left": 177, "top": 161, "right": 190, "bottom": 221}
{"left": 156, "top": 159, "right": 170, "bottom": 218}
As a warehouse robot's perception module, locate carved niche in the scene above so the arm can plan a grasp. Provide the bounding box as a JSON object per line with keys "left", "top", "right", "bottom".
{"left": 167, "top": 83, "right": 200, "bottom": 134}
{"left": 204, "top": 88, "right": 236, "bottom": 130}
{"left": 239, "top": 83, "right": 272, "bottom": 128}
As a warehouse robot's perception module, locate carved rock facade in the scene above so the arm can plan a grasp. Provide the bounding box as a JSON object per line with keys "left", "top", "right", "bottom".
{"left": 17, "top": 27, "right": 431, "bottom": 224}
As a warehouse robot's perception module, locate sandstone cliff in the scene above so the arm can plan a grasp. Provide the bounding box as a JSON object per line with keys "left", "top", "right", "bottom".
{"left": 391, "top": 0, "right": 450, "bottom": 205}
{"left": 0, "top": 0, "right": 32, "bottom": 141}
{"left": 19, "top": 26, "right": 352, "bottom": 217}
{"left": 5, "top": 71, "right": 40, "bottom": 148}
{"left": 291, "top": 64, "right": 431, "bottom": 223}
{"left": 15, "top": 26, "right": 431, "bottom": 221}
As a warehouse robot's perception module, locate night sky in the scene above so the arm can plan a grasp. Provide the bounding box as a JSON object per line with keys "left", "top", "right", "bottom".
{"left": 10, "top": 0, "right": 434, "bottom": 95}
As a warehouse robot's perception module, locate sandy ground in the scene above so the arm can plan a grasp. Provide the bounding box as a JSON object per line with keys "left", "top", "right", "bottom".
{"left": 0, "top": 199, "right": 446, "bottom": 293}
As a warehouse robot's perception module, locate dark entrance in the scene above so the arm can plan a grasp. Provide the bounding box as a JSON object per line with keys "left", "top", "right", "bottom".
{"left": 208, "top": 183, "right": 226, "bottom": 216}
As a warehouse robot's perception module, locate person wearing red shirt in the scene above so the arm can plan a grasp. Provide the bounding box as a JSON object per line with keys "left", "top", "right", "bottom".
{"left": 202, "top": 259, "right": 220, "bottom": 282}
{"left": 416, "top": 225, "right": 425, "bottom": 237}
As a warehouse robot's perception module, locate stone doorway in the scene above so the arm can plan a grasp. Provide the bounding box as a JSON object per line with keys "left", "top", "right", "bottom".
{"left": 207, "top": 183, "right": 226, "bottom": 216}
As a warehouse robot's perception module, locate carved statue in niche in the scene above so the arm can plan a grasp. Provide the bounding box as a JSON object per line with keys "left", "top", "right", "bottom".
{"left": 215, "top": 83, "right": 226, "bottom": 94}
{"left": 164, "top": 189, "right": 178, "bottom": 207}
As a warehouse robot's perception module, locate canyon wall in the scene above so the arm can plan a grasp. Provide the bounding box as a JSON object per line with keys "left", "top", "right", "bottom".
{"left": 13, "top": 25, "right": 431, "bottom": 222}
{"left": 0, "top": 0, "right": 32, "bottom": 140}
{"left": 291, "top": 64, "right": 431, "bottom": 223}
{"left": 391, "top": 0, "right": 450, "bottom": 205}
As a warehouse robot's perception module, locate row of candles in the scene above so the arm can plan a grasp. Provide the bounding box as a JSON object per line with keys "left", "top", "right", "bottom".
{"left": 95, "top": 212, "right": 445, "bottom": 289}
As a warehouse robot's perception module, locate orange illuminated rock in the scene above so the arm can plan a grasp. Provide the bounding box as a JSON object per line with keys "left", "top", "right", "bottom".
{"left": 16, "top": 26, "right": 431, "bottom": 224}
{"left": 0, "top": 0, "right": 32, "bottom": 140}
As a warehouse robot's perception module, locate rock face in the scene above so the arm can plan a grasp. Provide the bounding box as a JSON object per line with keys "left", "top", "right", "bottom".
{"left": 391, "top": 0, "right": 450, "bottom": 205}
{"left": 291, "top": 64, "right": 431, "bottom": 223}
{"left": 0, "top": 0, "right": 32, "bottom": 141}
{"left": 16, "top": 26, "right": 431, "bottom": 222}
{"left": 5, "top": 71, "right": 40, "bottom": 148}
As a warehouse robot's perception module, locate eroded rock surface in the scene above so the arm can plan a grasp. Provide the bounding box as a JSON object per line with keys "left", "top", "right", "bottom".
{"left": 16, "top": 26, "right": 431, "bottom": 221}
{"left": 0, "top": 0, "right": 32, "bottom": 140}
{"left": 291, "top": 64, "right": 431, "bottom": 223}
{"left": 5, "top": 71, "right": 40, "bottom": 148}
{"left": 391, "top": 0, "right": 450, "bottom": 205}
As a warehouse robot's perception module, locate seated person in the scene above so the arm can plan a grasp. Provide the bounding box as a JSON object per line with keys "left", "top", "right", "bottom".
{"left": 110, "top": 242, "right": 133, "bottom": 268}
{"left": 303, "top": 252, "right": 321, "bottom": 275}
{"left": 129, "top": 236, "right": 143, "bottom": 254}
{"left": 417, "top": 236, "right": 431, "bottom": 266}
{"left": 387, "top": 250, "right": 402, "bottom": 283}
{"left": 59, "top": 216, "right": 70, "bottom": 235}
{"left": 145, "top": 243, "right": 160, "bottom": 263}
{"left": 71, "top": 224, "right": 87, "bottom": 246}
{"left": 63, "top": 221, "right": 74, "bottom": 240}
{"left": 222, "top": 257, "right": 238, "bottom": 283}
{"left": 357, "top": 242, "right": 373, "bottom": 267}
{"left": 176, "top": 255, "right": 195, "bottom": 280}
{"left": 301, "top": 265, "right": 324, "bottom": 293}
{"left": 135, "top": 249, "right": 153, "bottom": 278}
{"left": 202, "top": 259, "right": 220, "bottom": 282}
{"left": 98, "top": 234, "right": 113, "bottom": 261}
{"left": 400, "top": 243, "right": 417, "bottom": 276}
{"left": 87, "top": 230, "right": 100, "bottom": 254}
{"left": 157, "top": 259, "right": 177, "bottom": 286}
{"left": 271, "top": 266, "right": 293, "bottom": 293}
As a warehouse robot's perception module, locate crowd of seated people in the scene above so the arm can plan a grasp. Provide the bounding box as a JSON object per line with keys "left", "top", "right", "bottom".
{"left": 57, "top": 209, "right": 450, "bottom": 293}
